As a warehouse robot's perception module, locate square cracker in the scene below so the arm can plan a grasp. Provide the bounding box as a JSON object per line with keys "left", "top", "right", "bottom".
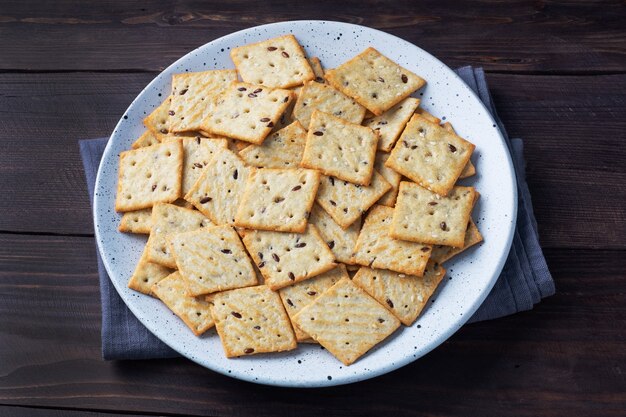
{"left": 146, "top": 203, "right": 213, "bottom": 268}
{"left": 430, "top": 219, "right": 483, "bottom": 263}
{"left": 238, "top": 121, "right": 307, "bottom": 169}
{"left": 442, "top": 122, "right": 476, "bottom": 179}
{"left": 119, "top": 208, "right": 152, "bottom": 234}
{"left": 184, "top": 147, "right": 250, "bottom": 225}
{"left": 128, "top": 246, "right": 174, "bottom": 296}
{"left": 293, "top": 81, "right": 366, "bottom": 129}
{"left": 115, "top": 140, "right": 183, "bottom": 212}
{"left": 386, "top": 114, "right": 475, "bottom": 196}
{"left": 200, "top": 82, "right": 294, "bottom": 145}
{"left": 308, "top": 204, "right": 360, "bottom": 264}
{"left": 210, "top": 285, "right": 297, "bottom": 357}
{"left": 363, "top": 97, "right": 420, "bottom": 152}
{"left": 180, "top": 136, "right": 228, "bottom": 195}
{"left": 131, "top": 130, "right": 159, "bottom": 149}
{"left": 169, "top": 225, "right": 258, "bottom": 296}
{"left": 325, "top": 47, "right": 426, "bottom": 116}
{"left": 390, "top": 182, "right": 476, "bottom": 248}
{"left": 316, "top": 171, "right": 391, "bottom": 229}
{"left": 353, "top": 204, "right": 431, "bottom": 276}
{"left": 292, "top": 277, "right": 400, "bottom": 365}
{"left": 152, "top": 271, "right": 215, "bottom": 336}
{"left": 374, "top": 152, "right": 402, "bottom": 207}
{"left": 279, "top": 265, "right": 349, "bottom": 341}
{"left": 241, "top": 225, "right": 336, "bottom": 291}
{"left": 352, "top": 261, "right": 446, "bottom": 326}
{"left": 143, "top": 96, "right": 173, "bottom": 141}
{"left": 169, "top": 70, "right": 237, "bottom": 133}
{"left": 301, "top": 110, "right": 378, "bottom": 186}
{"left": 230, "top": 35, "right": 314, "bottom": 89}
{"left": 234, "top": 168, "right": 320, "bottom": 233}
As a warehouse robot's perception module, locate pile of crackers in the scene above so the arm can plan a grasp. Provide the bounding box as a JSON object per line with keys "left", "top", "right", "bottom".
{"left": 115, "top": 35, "right": 482, "bottom": 366}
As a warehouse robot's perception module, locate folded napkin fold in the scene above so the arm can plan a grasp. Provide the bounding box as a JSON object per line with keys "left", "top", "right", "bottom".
{"left": 79, "top": 66, "right": 554, "bottom": 360}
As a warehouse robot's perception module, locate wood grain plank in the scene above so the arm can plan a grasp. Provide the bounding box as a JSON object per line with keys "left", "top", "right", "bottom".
{"left": 0, "top": 0, "right": 624, "bottom": 73}
{"left": 0, "top": 72, "right": 624, "bottom": 248}
{"left": 0, "top": 405, "right": 156, "bottom": 417}
{"left": 0, "top": 234, "right": 624, "bottom": 416}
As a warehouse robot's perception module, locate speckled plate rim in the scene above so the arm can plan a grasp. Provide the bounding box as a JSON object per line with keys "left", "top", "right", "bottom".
{"left": 94, "top": 20, "right": 517, "bottom": 387}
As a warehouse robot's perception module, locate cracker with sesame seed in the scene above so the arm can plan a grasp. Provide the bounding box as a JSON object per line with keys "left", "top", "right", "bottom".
{"left": 293, "top": 81, "right": 366, "bottom": 128}
{"left": 231, "top": 35, "right": 315, "bottom": 89}
{"left": 279, "top": 265, "right": 349, "bottom": 341}
{"left": 238, "top": 121, "right": 307, "bottom": 169}
{"left": 152, "top": 271, "right": 216, "bottom": 336}
{"left": 143, "top": 95, "right": 173, "bottom": 141}
{"left": 128, "top": 246, "right": 174, "bottom": 296}
{"left": 180, "top": 137, "right": 228, "bottom": 195}
{"left": 240, "top": 225, "right": 336, "bottom": 291}
{"left": 169, "top": 226, "right": 258, "bottom": 296}
{"left": 184, "top": 148, "right": 250, "bottom": 226}
{"left": 363, "top": 97, "right": 420, "bottom": 152}
{"left": 316, "top": 171, "right": 391, "bottom": 229}
{"left": 211, "top": 285, "right": 297, "bottom": 357}
{"left": 309, "top": 57, "right": 326, "bottom": 83}
{"left": 352, "top": 261, "right": 446, "bottom": 326}
{"left": 200, "top": 82, "right": 295, "bottom": 145}
{"left": 145, "top": 203, "right": 213, "bottom": 268}
{"left": 325, "top": 47, "right": 426, "bottom": 116}
{"left": 390, "top": 182, "right": 476, "bottom": 248}
{"left": 386, "top": 114, "right": 475, "bottom": 196}
{"left": 301, "top": 110, "right": 378, "bottom": 186}
{"left": 373, "top": 152, "right": 401, "bottom": 207}
{"left": 430, "top": 219, "right": 483, "bottom": 263}
{"left": 119, "top": 208, "right": 152, "bottom": 234}
{"left": 308, "top": 204, "right": 360, "bottom": 264}
{"left": 235, "top": 168, "right": 320, "bottom": 233}
{"left": 353, "top": 205, "right": 431, "bottom": 276}
{"left": 131, "top": 130, "right": 159, "bottom": 149}
{"left": 441, "top": 122, "right": 476, "bottom": 179}
{"left": 292, "top": 277, "right": 400, "bottom": 366}
{"left": 115, "top": 141, "right": 183, "bottom": 212}
{"left": 169, "top": 70, "right": 237, "bottom": 133}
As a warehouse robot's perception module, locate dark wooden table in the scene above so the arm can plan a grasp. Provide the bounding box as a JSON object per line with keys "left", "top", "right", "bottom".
{"left": 1, "top": 1, "right": 625, "bottom": 416}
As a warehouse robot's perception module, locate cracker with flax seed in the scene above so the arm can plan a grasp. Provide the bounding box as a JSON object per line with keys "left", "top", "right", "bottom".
{"left": 390, "top": 182, "right": 476, "bottom": 248}
{"left": 231, "top": 35, "right": 315, "bottom": 89}
{"left": 441, "top": 121, "right": 476, "bottom": 179}
{"left": 279, "top": 265, "right": 349, "bottom": 341}
{"left": 143, "top": 96, "right": 173, "bottom": 141}
{"left": 238, "top": 121, "right": 307, "bottom": 169}
{"left": 211, "top": 285, "right": 297, "bottom": 357}
{"left": 115, "top": 141, "right": 183, "bottom": 212}
{"left": 308, "top": 204, "right": 361, "bottom": 264}
{"left": 128, "top": 246, "right": 174, "bottom": 296}
{"left": 240, "top": 225, "right": 336, "bottom": 291}
{"left": 363, "top": 97, "right": 420, "bottom": 152}
{"left": 169, "top": 225, "right": 257, "bottom": 296}
{"left": 235, "top": 168, "right": 319, "bottom": 233}
{"left": 184, "top": 147, "right": 250, "bottom": 226}
{"left": 145, "top": 203, "right": 213, "bottom": 268}
{"left": 325, "top": 47, "right": 425, "bottom": 115}
{"left": 316, "top": 171, "right": 391, "bottom": 229}
{"left": 301, "top": 110, "right": 378, "bottom": 186}
{"left": 169, "top": 70, "right": 237, "bottom": 133}
{"left": 386, "top": 114, "right": 475, "bottom": 196}
{"left": 292, "top": 277, "right": 400, "bottom": 366}
{"left": 293, "top": 81, "right": 366, "bottom": 128}
{"left": 353, "top": 204, "right": 431, "bottom": 276}
{"left": 200, "top": 82, "right": 294, "bottom": 145}
{"left": 152, "top": 271, "right": 216, "bottom": 336}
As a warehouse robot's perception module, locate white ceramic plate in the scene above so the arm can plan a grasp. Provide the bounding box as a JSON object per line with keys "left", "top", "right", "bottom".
{"left": 94, "top": 20, "right": 516, "bottom": 387}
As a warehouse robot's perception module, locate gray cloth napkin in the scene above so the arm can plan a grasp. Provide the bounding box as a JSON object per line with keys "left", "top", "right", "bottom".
{"left": 79, "top": 66, "right": 554, "bottom": 360}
